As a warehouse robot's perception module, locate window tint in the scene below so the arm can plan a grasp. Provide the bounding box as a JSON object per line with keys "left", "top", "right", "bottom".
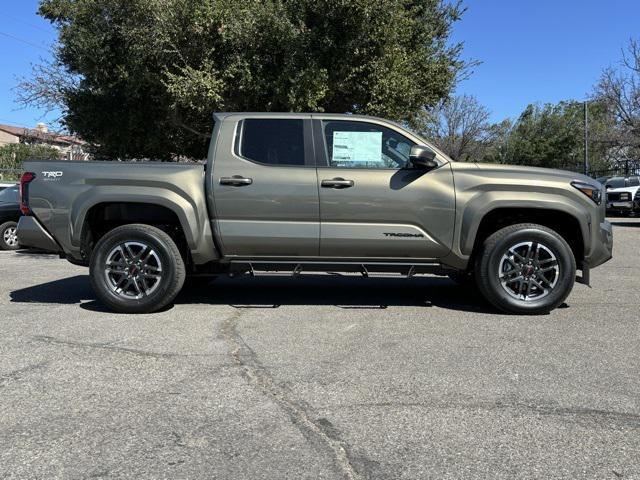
{"left": 606, "top": 177, "right": 625, "bottom": 188}
{"left": 322, "top": 121, "right": 415, "bottom": 169}
{"left": 628, "top": 176, "right": 639, "bottom": 186}
{"left": 238, "top": 119, "right": 305, "bottom": 166}
{"left": 0, "top": 186, "right": 19, "bottom": 203}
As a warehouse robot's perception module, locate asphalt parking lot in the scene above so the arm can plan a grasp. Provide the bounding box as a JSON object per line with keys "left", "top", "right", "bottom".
{"left": 1, "top": 218, "right": 638, "bottom": 479}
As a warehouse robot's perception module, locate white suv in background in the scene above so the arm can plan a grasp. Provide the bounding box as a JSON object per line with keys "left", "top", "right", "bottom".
{"left": 604, "top": 176, "right": 640, "bottom": 216}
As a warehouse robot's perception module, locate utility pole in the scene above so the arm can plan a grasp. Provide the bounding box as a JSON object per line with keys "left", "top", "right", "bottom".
{"left": 584, "top": 101, "right": 589, "bottom": 176}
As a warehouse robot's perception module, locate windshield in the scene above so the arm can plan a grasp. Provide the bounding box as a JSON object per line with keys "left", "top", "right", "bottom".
{"left": 606, "top": 177, "right": 626, "bottom": 189}
{"left": 0, "top": 186, "right": 19, "bottom": 203}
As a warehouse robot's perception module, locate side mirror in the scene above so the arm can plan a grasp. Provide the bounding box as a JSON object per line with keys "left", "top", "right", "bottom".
{"left": 409, "top": 145, "right": 438, "bottom": 170}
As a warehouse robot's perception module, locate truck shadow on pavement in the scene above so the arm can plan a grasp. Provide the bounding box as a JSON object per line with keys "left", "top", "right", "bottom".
{"left": 10, "top": 274, "right": 499, "bottom": 314}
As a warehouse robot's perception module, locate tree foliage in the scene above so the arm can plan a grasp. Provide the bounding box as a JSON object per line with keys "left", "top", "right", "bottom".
{"left": 497, "top": 101, "right": 614, "bottom": 172}
{"left": 421, "top": 97, "right": 614, "bottom": 172}
{"left": 0, "top": 144, "right": 61, "bottom": 180}
{"left": 419, "top": 94, "right": 492, "bottom": 161}
{"left": 22, "top": 0, "right": 467, "bottom": 160}
{"left": 594, "top": 38, "right": 640, "bottom": 160}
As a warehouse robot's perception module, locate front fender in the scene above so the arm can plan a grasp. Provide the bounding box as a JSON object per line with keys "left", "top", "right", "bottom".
{"left": 459, "top": 192, "right": 592, "bottom": 256}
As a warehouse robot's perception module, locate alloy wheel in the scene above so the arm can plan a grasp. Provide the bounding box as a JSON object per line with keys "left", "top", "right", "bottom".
{"left": 104, "top": 241, "right": 163, "bottom": 299}
{"left": 3, "top": 226, "right": 18, "bottom": 247}
{"left": 498, "top": 241, "right": 559, "bottom": 301}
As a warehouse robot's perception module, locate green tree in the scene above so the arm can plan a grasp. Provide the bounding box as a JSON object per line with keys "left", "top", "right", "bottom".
{"left": 495, "top": 101, "right": 613, "bottom": 172}
{"left": 21, "top": 0, "right": 467, "bottom": 160}
{"left": 0, "top": 144, "right": 61, "bottom": 181}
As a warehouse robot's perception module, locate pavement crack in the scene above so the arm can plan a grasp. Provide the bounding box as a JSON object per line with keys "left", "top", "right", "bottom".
{"left": 31, "top": 335, "right": 214, "bottom": 359}
{"left": 221, "top": 311, "right": 364, "bottom": 480}
{"left": 0, "top": 361, "right": 48, "bottom": 386}
{"left": 332, "top": 399, "right": 640, "bottom": 428}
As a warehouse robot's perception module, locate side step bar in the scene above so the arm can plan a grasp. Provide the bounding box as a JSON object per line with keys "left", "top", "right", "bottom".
{"left": 228, "top": 260, "right": 449, "bottom": 279}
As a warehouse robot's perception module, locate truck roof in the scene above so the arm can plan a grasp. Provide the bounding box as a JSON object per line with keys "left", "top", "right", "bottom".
{"left": 212, "top": 112, "right": 391, "bottom": 123}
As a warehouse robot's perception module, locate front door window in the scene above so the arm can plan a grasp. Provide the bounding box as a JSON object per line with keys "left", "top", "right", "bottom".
{"left": 322, "top": 120, "right": 415, "bottom": 169}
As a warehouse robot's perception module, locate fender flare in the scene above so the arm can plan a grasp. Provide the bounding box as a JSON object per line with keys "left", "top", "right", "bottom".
{"left": 70, "top": 186, "right": 202, "bottom": 250}
{"left": 459, "top": 193, "right": 592, "bottom": 256}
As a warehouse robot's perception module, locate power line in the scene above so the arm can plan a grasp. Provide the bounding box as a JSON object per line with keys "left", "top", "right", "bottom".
{"left": 0, "top": 31, "right": 51, "bottom": 52}
{"left": 3, "top": 15, "right": 53, "bottom": 34}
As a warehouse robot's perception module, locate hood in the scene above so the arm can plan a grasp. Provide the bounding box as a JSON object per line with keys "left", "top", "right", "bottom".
{"left": 472, "top": 163, "right": 596, "bottom": 184}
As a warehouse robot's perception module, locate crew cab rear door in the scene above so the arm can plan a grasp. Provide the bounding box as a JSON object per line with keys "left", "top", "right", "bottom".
{"left": 210, "top": 115, "right": 319, "bottom": 257}
{"left": 313, "top": 117, "right": 455, "bottom": 259}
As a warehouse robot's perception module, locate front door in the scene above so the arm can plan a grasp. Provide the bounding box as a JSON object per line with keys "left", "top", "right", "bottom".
{"left": 211, "top": 116, "right": 319, "bottom": 257}
{"left": 314, "top": 118, "right": 455, "bottom": 259}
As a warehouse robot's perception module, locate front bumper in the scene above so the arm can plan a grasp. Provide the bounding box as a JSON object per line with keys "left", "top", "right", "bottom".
{"left": 17, "top": 216, "right": 62, "bottom": 252}
{"left": 606, "top": 200, "right": 636, "bottom": 213}
{"left": 584, "top": 220, "right": 613, "bottom": 269}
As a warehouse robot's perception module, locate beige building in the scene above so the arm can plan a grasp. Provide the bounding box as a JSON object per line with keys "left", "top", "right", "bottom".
{"left": 0, "top": 123, "right": 90, "bottom": 161}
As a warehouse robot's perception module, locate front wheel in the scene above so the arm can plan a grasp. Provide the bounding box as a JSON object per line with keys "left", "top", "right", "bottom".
{"left": 0, "top": 221, "right": 20, "bottom": 250}
{"left": 475, "top": 223, "right": 576, "bottom": 315}
{"left": 89, "top": 224, "right": 186, "bottom": 313}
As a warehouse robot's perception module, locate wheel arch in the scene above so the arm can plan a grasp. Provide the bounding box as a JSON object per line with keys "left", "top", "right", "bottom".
{"left": 463, "top": 203, "right": 589, "bottom": 267}
{"left": 71, "top": 188, "right": 218, "bottom": 265}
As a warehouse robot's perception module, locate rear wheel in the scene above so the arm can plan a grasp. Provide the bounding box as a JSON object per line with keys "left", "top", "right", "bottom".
{"left": 89, "top": 224, "right": 185, "bottom": 313}
{"left": 0, "top": 221, "right": 19, "bottom": 250}
{"left": 475, "top": 223, "right": 576, "bottom": 314}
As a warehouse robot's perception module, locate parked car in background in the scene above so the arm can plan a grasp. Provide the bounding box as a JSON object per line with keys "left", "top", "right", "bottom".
{"left": 601, "top": 175, "right": 640, "bottom": 189}
{"left": 0, "top": 182, "right": 18, "bottom": 192}
{"left": 604, "top": 176, "right": 640, "bottom": 216}
{"left": 0, "top": 185, "right": 21, "bottom": 250}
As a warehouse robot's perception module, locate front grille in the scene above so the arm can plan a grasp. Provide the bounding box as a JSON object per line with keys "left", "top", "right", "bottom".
{"left": 607, "top": 192, "right": 632, "bottom": 202}
{"left": 607, "top": 192, "right": 621, "bottom": 202}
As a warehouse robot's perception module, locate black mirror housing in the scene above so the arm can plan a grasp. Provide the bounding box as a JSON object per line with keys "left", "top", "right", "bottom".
{"left": 409, "top": 145, "right": 438, "bottom": 170}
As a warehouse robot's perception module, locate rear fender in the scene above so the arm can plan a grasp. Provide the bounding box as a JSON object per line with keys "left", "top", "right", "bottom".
{"left": 71, "top": 187, "right": 217, "bottom": 264}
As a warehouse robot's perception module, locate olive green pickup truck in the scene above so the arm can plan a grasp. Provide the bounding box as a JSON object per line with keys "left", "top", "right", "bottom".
{"left": 18, "top": 113, "right": 613, "bottom": 314}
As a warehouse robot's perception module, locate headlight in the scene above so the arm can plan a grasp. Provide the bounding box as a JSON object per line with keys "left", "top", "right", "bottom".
{"left": 571, "top": 181, "right": 602, "bottom": 205}
{"left": 620, "top": 192, "right": 631, "bottom": 201}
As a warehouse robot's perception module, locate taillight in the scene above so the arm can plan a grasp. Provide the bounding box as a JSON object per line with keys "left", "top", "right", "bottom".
{"left": 20, "top": 172, "right": 35, "bottom": 215}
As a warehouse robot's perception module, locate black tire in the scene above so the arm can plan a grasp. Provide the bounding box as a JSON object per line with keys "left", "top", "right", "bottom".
{"left": 0, "top": 221, "right": 20, "bottom": 250}
{"left": 89, "top": 224, "right": 186, "bottom": 313}
{"left": 475, "top": 223, "right": 576, "bottom": 315}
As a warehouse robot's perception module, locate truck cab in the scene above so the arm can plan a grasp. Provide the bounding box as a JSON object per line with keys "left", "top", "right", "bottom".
{"left": 209, "top": 113, "right": 455, "bottom": 260}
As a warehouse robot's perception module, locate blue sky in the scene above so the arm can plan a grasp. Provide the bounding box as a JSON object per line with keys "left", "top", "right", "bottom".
{"left": 0, "top": 0, "right": 638, "bottom": 129}
{"left": 452, "top": 0, "right": 640, "bottom": 122}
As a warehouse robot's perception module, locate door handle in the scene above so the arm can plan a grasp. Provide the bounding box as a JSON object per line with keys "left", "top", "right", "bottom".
{"left": 220, "top": 175, "right": 253, "bottom": 186}
{"left": 321, "top": 178, "right": 354, "bottom": 189}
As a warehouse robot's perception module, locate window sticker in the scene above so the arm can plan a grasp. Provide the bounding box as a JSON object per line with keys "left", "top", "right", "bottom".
{"left": 332, "top": 131, "right": 382, "bottom": 164}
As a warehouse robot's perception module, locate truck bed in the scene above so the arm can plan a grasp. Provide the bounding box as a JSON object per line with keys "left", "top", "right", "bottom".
{"left": 21, "top": 160, "right": 217, "bottom": 264}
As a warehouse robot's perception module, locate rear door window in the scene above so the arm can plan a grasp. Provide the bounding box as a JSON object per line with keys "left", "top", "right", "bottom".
{"left": 236, "top": 119, "right": 305, "bottom": 166}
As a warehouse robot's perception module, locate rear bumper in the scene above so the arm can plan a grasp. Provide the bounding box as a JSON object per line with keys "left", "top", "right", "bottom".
{"left": 584, "top": 220, "right": 613, "bottom": 269}
{"left": 17, "top": 216, "right": 62, "bottom": 252}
